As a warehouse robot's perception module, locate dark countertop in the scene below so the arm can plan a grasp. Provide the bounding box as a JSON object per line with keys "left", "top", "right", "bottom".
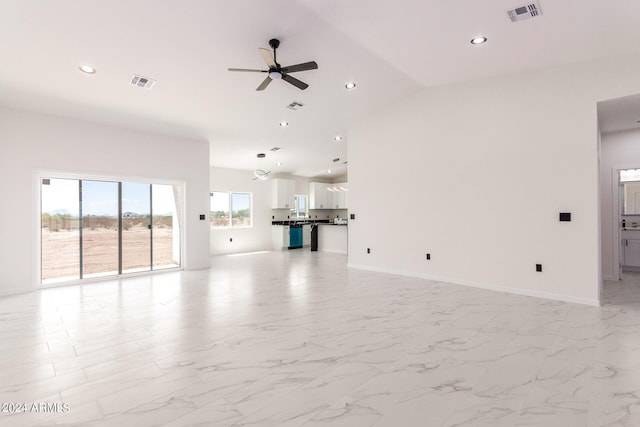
{"left": 272, "top": 220, "right": 331, "bottom": 225}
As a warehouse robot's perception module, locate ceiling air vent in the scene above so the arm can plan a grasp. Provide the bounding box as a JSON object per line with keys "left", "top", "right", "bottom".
{"left": 130, "top": 75, "right": 156, "bottom": 89}
{"left": 287, "top": 101, "right": 304, "bottom": 110}
{"left": 506, "top": 1, "right": 542, "bottom": 22}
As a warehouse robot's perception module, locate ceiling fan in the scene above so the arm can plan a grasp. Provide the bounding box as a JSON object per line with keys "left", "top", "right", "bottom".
{"left": 228, "top": 39, "right": 318, "bottom": 91}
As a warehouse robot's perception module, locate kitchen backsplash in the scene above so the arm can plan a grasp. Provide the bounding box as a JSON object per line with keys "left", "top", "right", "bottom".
{"left": 272, "top": 209, "right": 348, "bottom": 222}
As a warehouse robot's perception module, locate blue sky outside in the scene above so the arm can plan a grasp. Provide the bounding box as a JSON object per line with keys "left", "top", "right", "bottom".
{"left": 42, "top": 178, "right": 177, "bottom": 216}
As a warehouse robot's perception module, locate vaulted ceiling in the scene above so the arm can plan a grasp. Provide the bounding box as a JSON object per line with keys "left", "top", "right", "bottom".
{"left": 1, "top": 1, "right": 639, "bottom": 177}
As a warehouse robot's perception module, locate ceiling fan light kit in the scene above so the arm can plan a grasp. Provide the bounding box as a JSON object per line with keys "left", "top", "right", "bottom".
{"left": 228, "top": 38, "right": 318, "bottom": 91}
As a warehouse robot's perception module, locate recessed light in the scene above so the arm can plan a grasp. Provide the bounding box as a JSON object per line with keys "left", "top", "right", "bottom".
{"left": 275, "top": 162, "right": 283, "bottom": 166}
{"left": 470, "top": 37, "right": 487, "bottom": 45}
{"left": 327, "top": 169, "right": 332, "bottom": 173}
{"left": 345, "top": 82, "right": 356, "bottom": 90}
{"left": 279, "top": 121, "right": 289, "bottom": 127}
{"left": 79, "top": 65, "right": 96, "bottom": 74}
{"left": 334, "top": 136, "right": 343, "bottom": 141}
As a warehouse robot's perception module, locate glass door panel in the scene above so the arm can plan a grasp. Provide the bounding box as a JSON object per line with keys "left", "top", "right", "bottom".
{"left": 121, "top": 182, "right": 151, "bottom": 273}
{"left": 41, "top": 178, "right": 80, "bottom": 282}
{"left": 81, "top": 180, "right": 119, "bottom": 278}
{"left": 152, "top": 184, "right": 180, "bottom": 269}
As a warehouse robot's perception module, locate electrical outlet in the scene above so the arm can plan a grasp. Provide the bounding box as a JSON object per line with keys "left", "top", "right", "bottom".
{"left": 199, "top": 214, "right": 205, "bottom": 220}
{"left": 536, "top": 264, "right": 542, "bottom": 272}
{"left": 367, "top": 248, "right": 371, "bottom": 254}
{"left": 230, "top": 238, "right": 233, "bottom": 242}
{"left": 350, "top": 213, "right": 355, "bottom": 220}
{"left": 426, "top": 253, "right": 431, "bottom": 260}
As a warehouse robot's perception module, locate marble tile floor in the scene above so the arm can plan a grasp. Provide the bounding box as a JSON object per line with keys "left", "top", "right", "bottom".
{"left": 1, "top": 251, "right": 639, "bottom": 426}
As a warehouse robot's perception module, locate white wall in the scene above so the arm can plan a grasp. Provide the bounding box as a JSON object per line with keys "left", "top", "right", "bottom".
{"left": 0, "top": 107, "right": 210, "bottom": 296}
{"left": 600, "top": 129, "right": 640, "bottom": 280}
{"left": 210, "top": 167, "right": 273, "bottom": 254}
{"left": 348, "top": 54, "right": 640, "bottom": 306}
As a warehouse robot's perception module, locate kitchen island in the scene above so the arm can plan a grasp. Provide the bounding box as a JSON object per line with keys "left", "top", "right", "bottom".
{"left": 317, "top": 223, "right": 347, "bottom": 254}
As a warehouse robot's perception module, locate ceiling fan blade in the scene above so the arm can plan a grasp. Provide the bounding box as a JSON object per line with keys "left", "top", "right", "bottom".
{"left": 228, "top": 68, "right": 267, "bottom": 73}
{"left": 282, "top": 74, "right": 309, "bottom": 90}
{"left": 259, "top": 48, "right": 276, "bottom": 68}
{"left": 256, "top": 76, "right": 272, "bottom": 91}
{"left": 281, "top": 61, "right": 318, "bottom": 73}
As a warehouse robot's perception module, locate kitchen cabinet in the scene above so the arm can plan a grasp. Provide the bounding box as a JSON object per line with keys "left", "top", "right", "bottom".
{"left": 271, "top": 179, "right": 295, "bottom": 209}
{"left": 622, "top": 230, "right": 640, "bottom": 267}
{"left": 309, "top": 182, "right": 330, "bottom": 209}
{"left": 310, "top": 182, "right": 348, "bottom": 209}
{"left": 317, "top": 224, "right": 348, "bottom": 254}
{"left": 272, "top": 225, "right": 290, "bottom": 250}
{"left": 331, "top": 182, "right": 348, "bottom": 209}
{"left": 303, "top": 224, "right": 311, "bottom": 246}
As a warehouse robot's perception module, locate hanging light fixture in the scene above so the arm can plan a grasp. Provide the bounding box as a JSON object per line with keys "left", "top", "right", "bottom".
{"left": 253, "top": 153, "right": 271, "bottom": 181}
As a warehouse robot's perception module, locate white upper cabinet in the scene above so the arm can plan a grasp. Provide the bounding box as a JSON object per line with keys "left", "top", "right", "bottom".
{"left": 334, "top": 182, "right": 348, "bottom": 209}
{"left": 309, "top": 182, "right": 330, "bottom": 209}
{"left": 309, "top": 182, "right": 348, "bottom": 209}
{"left": 271, "top": 178, "right": 295, "bottom": 209}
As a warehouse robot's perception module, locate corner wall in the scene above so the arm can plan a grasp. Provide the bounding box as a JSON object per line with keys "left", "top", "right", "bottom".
{"left": 347, "top": 54, "right": 640, "bottom": 305}
{"left": 0, "top": 107, "right": 211, "bottom": 296}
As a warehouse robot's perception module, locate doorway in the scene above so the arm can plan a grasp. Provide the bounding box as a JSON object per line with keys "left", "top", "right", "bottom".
{"left": 40, "top": 177, "right": 181, "bottom": 284}
{"left": 598, "top": 93, "right": 640, "bottom": 287}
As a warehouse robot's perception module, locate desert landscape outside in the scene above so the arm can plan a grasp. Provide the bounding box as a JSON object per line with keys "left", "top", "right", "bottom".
{"left": 41, "top": 178, "right": 181, "bottom": 283}
{"left": 41, "top": 215, "right": 179, "bottom": 282}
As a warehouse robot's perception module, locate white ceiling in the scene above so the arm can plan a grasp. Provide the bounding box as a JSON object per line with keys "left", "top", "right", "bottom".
{"left": 1, "top": 1, "right": 639, "bottom": 178}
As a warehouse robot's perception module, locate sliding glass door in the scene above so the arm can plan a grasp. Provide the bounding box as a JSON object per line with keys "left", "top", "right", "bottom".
{"left": 121, "top": 182, "right": 151, "bottom": 273}
{"left": 40, "top": 177, "right": 181, "bottom": 284}
{"left": 81, "top": 180, "right": 119, "bottom": 278}
{"left": 41, "top": 178, "right": 80, "bottom": 282}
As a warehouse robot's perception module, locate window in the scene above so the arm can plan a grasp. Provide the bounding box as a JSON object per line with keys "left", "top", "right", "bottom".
{"left": 231, "top": 193, "right": 251, "bottom": 227}
{"left": 210, "top": 192, "right": 252, "bottom": 228}
{"left": 210, "top": 191, "right": 230, "bottom": 227}
{"left": 291, "top": 195, "right": 307, "bottom": 218}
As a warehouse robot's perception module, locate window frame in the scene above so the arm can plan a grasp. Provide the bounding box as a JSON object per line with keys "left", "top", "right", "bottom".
{"left": 291, "top": 194, "right": 308, "bottom": 219}
{"left": 210, "top": 191, "right": 253, "bottom": 229}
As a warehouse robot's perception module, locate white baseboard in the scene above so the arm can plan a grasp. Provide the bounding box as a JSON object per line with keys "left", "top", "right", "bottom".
{"left": 0, "top": 287, "right": 33, "bottom": 298}
{"left": 347, "top": 263, "right": 600, "bottom": 307}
